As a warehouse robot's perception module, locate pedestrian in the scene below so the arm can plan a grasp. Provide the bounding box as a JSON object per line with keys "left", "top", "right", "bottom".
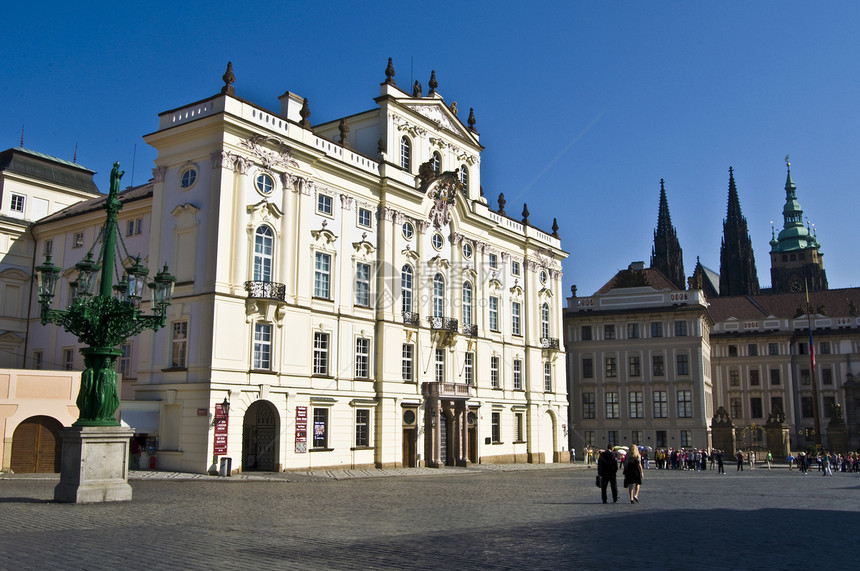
{"left": 787, "top": 453, "right": 794, "bottom": 470}
{"left": 623, "top": 445, "right": 643, "bottom": 503}
{"left": 597, "top": 446, "right": 619, "bottom": 504}
{"left": 571, "top": 448, "right": 576, "bottom": 463}
{"left": 749, "top": 450, "right": 756, "bottom": 470}
{"left": 822, "top": 451, "right": 832, "bottom": 476}
{"left": 765, "top": 451, "right": 773, "bottom": 470}
{"left": 736, "top": 450, "right": 744, "bottom": 471}
{"left": 716, "top": 450, "right": 725, "bottom": 474}
{"left": 587, "top": 447, "right": 594, "bottom": 467}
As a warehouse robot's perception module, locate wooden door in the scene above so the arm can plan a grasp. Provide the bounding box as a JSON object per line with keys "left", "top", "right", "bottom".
{"left": 11, "top": 416, "right": 62, "bottom": 473}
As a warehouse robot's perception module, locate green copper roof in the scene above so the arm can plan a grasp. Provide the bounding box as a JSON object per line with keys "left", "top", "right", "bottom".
{"left": 770, "top": 165, "right": 821, "bottom": 253}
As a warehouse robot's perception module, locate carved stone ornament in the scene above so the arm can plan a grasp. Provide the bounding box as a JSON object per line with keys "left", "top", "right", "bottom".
{"left": 712, "top": 405, "right": 732, "bottom": 425}
{"left": 240, "top": 135, "right": 299, "bottom": 171}
{"left": 152, "top": 165, "right": 167, "bottom": 183}
{"left": 246, "top": 199, "right": 284, "bottom": 222}
{"left": 391, "top": 114, "right": 426, "bottom": 138}
{"left": 423, "top": 172, "right": 463, "bottom": 229}
{"left": 403, "top": 104, "right": 463, "bottom": 136}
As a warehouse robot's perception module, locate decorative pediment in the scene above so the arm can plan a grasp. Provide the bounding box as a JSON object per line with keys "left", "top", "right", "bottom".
{"left": 403, "top": 103, "right": 470, "bottom": 140}
{"left": 427, "top": 255, "right": 450, "bottom": 272}
{"left": 402, "top": 245, "right": 420, "bottom": 263}
{"left": 353, "top": 233, "right": 376, "bottom": 258}
{"left": 488, "top": 274, "right": 502, "bottom": 293}
{"left": 463, "top": 266, "right": 477, "bottom": 282}
{"left": 246, "top": 199, "right": 284, "bottom": 222}
{"left": 311, "top": 221, "right": 337, "bottom": 246}
{"left": 509, "top": 280, "right": 524, "bottom": 298}
{"left": 171, "top": 203, "right": 200, "bottom": 230}
{"left": 240, "top": 135, "right": 299, "bottom": 171}
{"left": 245, "top": 300, "right": 286, "bottom": 327}
{"left": 0, "top": 331, "right": 24, "bottom": 344}
{"left": 538, "top": 286, "right": 554, "bottom": 300}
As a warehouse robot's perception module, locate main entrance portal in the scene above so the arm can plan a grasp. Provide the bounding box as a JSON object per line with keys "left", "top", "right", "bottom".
{"left": 242, "top": 401, "right": 279, "bottom": 471}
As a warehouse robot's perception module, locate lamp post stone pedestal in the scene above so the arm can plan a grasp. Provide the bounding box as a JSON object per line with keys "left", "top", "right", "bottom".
{"left": 54, "top": 425, "right": 135, "bottom": 503}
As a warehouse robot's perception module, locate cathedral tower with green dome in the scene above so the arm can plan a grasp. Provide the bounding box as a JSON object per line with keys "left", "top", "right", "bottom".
{"left": 769, "top": 159, "right": 827, "bottom": 293}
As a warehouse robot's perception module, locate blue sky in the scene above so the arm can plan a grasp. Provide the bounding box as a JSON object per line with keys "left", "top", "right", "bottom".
{"left": 4, "top": 2, "right": 858, "bottom": 297}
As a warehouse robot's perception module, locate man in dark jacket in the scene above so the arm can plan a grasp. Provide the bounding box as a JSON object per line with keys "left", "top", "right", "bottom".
{"left": 597, "top": 446, "right": 619, "bottom": 503}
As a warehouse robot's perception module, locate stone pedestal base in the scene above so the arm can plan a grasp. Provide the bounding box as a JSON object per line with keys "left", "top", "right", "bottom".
{"left": 54, "top": 426, "right": 134, "bottom": 503}
{"left": 827, "top": 426, "right": 848, "bottom": 454}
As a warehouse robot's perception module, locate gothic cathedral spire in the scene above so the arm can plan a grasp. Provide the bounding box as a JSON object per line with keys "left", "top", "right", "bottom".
{"left": 719, "top": 167, "right": 760, "bottom": 296}
{"left": 650, "top": 179, "right": 686, "bottom": 290}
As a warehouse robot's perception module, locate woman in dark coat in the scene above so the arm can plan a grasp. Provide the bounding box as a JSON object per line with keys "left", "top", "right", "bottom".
{"left": 624, "top": 446, "right": 644, "bottom": 503}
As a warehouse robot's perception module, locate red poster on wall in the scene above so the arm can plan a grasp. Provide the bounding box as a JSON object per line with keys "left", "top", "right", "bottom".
{"left": 295, "top": 406, "right": 307, "bottom": 453}
{"left": 213, "top": 403, "right": 229, "bottom": 455}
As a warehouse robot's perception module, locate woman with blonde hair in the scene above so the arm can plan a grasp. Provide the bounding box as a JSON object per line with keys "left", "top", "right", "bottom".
{"left": 623, "top": 445, "right": 644, "bottom": 503}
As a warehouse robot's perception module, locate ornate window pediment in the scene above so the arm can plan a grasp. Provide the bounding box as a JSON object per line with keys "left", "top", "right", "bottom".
{"left": 509, "top": 281, "right": 524, "bottom": 299}
{"left": 353, "top": 233, "right": 376, "bottom": 259}
{"left": 247, "top": 199, "right": 284, "bottom": 224}
{"left": 427, "top": 255, "right": 450, "bottom": 272}
{"left": 311, "top": 221, "right": 337, "bottom": 247}
{"left": 488, "top": 274, "right": 502, "bottom": 294}
{"left": 402, "top": 246, "right": 420, "bottom": 263}
{"left": 463, "top": 266, "right": 477, "bottom": 282}
{"left": 240, "top": 134, "right": 299, "bottom": 171}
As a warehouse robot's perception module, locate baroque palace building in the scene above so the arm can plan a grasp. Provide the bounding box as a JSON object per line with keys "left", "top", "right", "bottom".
{"left": 17, "top": 60, "right": 569, "bottom": 473}
{"left": 566, "top": 168, "right": 860, "bottom": 454}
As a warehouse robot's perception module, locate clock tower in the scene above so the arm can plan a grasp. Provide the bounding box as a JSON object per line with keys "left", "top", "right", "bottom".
{"left": 769, "top": 160, "right": 827, "bottom": 293}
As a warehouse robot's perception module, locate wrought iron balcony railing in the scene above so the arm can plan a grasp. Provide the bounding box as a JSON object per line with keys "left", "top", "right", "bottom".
{"left": 540, "top": 337, "right": 560, "bottom": 350}
{"left": 402, "top": 311, "right": 421, "bottom": 326}
{"left": 428, "top": 316, "right": 459, "bottom": 333}
{"left": 244, "top": 280, "right": 286, "bottom": 301}
{"left": 462, "top": 323, "right": 478, "bottom": 337}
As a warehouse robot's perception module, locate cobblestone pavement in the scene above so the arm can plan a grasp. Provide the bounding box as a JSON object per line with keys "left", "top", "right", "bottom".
{"left": 1, "top": 464, "right": 857, "bottom": 570}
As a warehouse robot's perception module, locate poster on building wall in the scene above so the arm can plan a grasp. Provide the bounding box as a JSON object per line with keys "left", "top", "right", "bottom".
{"left": 295, "top": 406, "right": 307, "bottom": 453}
{"left": 213, "top": 402, "right": 228, "bottom": 455}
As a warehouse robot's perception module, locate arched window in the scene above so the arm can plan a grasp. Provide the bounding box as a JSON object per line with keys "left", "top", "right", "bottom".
{"left": 431, "top": 152, "right": 441, "bottom": 175}
{"left": 400, "top": 137, "right": 411, "bottom": 171}
{"left": 541, "top": 302, "right": 550, "bottom": 339}
{"left": 458, "top": 165, "right": 469, "bottom": 196}
{"left": 462, "top": 281, "right": 473, "bottom": 326}
{"left": 401, "top": 265, "right": 414, "bottom": 314}
{"left": 433, "top": 274, "right": 445, "bottom": 318}
{"left": 253, "top": 226, "right": 274, "bottom": 282}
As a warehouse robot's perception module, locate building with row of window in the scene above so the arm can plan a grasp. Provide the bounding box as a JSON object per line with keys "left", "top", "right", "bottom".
{"left": 18, "top": 61, "right": 569, "bottom": 473}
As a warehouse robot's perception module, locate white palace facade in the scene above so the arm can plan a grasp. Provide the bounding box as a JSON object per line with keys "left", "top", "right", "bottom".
{"left": 22, "top": 61, "right": 569, "bottom": 473}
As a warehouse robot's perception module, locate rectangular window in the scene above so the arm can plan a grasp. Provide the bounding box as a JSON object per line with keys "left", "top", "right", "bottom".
{"left": 488, "top": 253, "right": 498, "bottom": 269}
{"left": 605, "top": 357, "right": 617, "bottom": 378}
{"left": 631, "top": 430, "right": 643, "bottom": 445}
{"left": 728, "top": 345, "right": 738, "bottom": 356}
{"left": 511, "top": 260, "right": 521, "bottom": 276}
{"left": 253, "top": 323, "right": 272, "bottom": 370}
{"left": 629, "top": 391, "right": 643, "bottom": 419}
{"left": 581, "top": 325, "right": 592, "bottom": 341}
{"left": 730, "top": 397, "right": 742, "bottom": 419}
{"left": 820, "top": 342, "right": 831, "bottom": 355}
{"left": 490, "top": 356, "right": 499, "bottom": 388}
{"left": 768, "top": 343, "right": 779, "bottom": 356}
{"left": 73, "top": 231, "right": 84, "bottom": 248}
{"left": 652, "top": 355, "right": 664, "bottom": 376}
{"left": 582, "top": 392, "right": 596, "bottom": 419}
{"left": 605, "top": 392, "right": 619, "bottom": 419}
{"left": 63, "top": 348, "right": 75, "bottom": 371}
{"left": 401, "top": 343, "right": 413, "bottom": 382}
{"left": 435, "top": 348, "right": 444, "bottom": 383}
{"left": 801, "top": 396, "right": 814, "bottom": 418}
{"left": 317, "top": 193, "right": 333, "bottom": 215}
{"left": 655, "top": 430, "right": 667, "bottom": 448}
{"left": 314, "top": 252, "right": 331, "bottom": 298}
{"left": 314, "top": 332, "right": 329, "bottom": 376}
{"left": 651, "top": 322, "right": 663, "bottom": 337}
{"left": 357, "top": 207, "right": 372, "bottom": 228}
{"left": 10, "top": 193, "right": 25, "bottom": 212}
{"left": 355, "top": 338, "right": 370, "bottom": 378}
{"left": 770, "top": 368, "right": 781, "bottom": 385}
{"left": 750, "top": 369, "right": 760, "bottom": 386}
{"left": 629, "top": 356, "right": 641, "bottom": 377}
{"left": 822, "top": 368, "right": 833, "bottom": 385}
{"left": 491, "top": 412, "right": 501, "bottom": 443}
{"left": 750, "top": 397, "right": 763, "bottom": 419}
{"left": 677, "top": 390, "right": 692, "bottom": 418}
{"left": 464, "top": 352, "right": 474, "bottom": 385}
{"left": 355, "top": 409, "right": 370, "bottom": 447}
{"left": 653, "top": 391, "right": 668, "bottom": 418}
{"left": 355, "top": 262, "right": 371, "bottom": 307}
{"left": 729, "top": 369, "right": 740, "bottom": 387}
{"left": 171, "top": 321, "right": 188, "bottom": 368}
{"left": 771, "top": 396, "right": 784, "bottom": 414}
{"left": 674, "top": 320, "right": 687, "bottom": 336}
{"left": 513, "top": 359, "right": 522, "bottom": 390}
{"left": 33, "top": 350, "right": 43, "bottom": 370}
{"left": 582, "top": 358, "right": 593, "bottom": 379}
{"left": 680, "top": 430, "right": 692, "bottom": 448}
{"left": 797, "top": 342, "right": 806, "bottom": 355}
{"left": 627, "top": 323, "right": 639, "bottom": 339}
{"left": 800, "top": 368, "right": 810, "bottom": 385}
{"left": 604, "top": 324, "right": 615, "bottom": 340}
{"left": 607, "top": 431, "right": 618, "bottom": 447}
{"left": 544, "top": 362, "right": 552, "bottom": 392}
{"left": 514, "top": 412, "right": 524, "bottom": 442}
{"left": 126, "top": 218, "right": 142, "bottom": 236}
{"left": 118, "top": 342, "right": 133, "bottom": 378}
{"left": 511, "top": 301, "right": 521, "bottom": 336}
{"left": 677, "top": 354, "right": 689, "bottom": 376}
{"left": 748, "top": 343, "right": 758, "bottom": 356}
{"left": 313, "top": 408, "right": 329, "bottom": 449}
{"left": 489, "top": 297, "right": 499, "bottom": 331}
{"left": 584, "top": 431, "right": 595, "bottom": 447}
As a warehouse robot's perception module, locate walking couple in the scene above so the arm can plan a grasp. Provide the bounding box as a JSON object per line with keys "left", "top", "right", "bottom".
{"left": 597, "top": 446, "right": 643, "bottom": 504}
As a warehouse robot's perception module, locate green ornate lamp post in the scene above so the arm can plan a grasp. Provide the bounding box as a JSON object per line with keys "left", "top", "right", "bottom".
{"left": 35, "top": 162, "right": 175, "bottom": 502}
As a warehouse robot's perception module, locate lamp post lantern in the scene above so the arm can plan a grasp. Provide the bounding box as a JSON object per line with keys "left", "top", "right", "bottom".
{"left": 36, "top": 162, "right": 175, "bottom": 502}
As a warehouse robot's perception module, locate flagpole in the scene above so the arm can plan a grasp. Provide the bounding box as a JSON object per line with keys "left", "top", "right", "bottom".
{"left": 805, "top": 279, "right": 822, "bottom": 447}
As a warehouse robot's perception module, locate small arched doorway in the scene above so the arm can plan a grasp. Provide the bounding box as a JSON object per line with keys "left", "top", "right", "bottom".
{"left": 242, "top": 401, "right": 279, "bottom": 471}
{"left": 540, "top": 410, "right": 556, "bottom": 464}
{"left": 11, "top": 416, "right": 63, "bottom": 473}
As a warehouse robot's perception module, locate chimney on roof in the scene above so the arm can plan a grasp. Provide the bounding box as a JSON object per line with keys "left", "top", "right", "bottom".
{"left": 629, "top": 261, "right": 646, "bottom": 271}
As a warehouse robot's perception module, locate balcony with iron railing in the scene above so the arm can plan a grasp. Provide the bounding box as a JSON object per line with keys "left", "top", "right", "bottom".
{"left": 541, "top": 337, "right": 560, "bottom": 350}
{"left": 244, "top": 281, "right": 286, "bottom": 301}
{"left": 428, "top": 316, "right": 459, "bottom": 333}
{"left": 422, "top": 381, "right": 475, "bottom": 400}
{"left": 462, "top": 323, "right": 478, "bottom": 337}
{"left": 402, "top": 311, "right": 421, "bottom": 326}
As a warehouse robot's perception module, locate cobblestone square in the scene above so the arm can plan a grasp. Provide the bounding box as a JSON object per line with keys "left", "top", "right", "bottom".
{"left": 1, "top": 465, "right": 856, "bottom": 570}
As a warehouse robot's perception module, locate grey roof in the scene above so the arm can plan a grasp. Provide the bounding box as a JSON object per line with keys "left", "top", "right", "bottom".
{"left": 34, "top": 182, "right": 153, "bottom": 226}
{"left": 0, "top": 147, "right": 99, "bottom": 194}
